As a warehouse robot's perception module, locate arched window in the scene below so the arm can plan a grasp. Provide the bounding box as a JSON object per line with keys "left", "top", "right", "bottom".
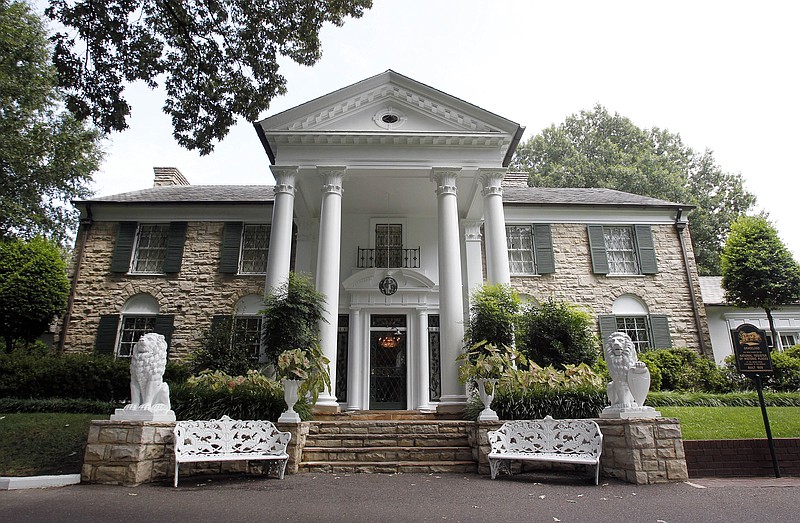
{"left": 233, "top": 295, "right": 263, "bottom": 359}
{"left": 599, "top": 294, "right": 672, "bottom": 351}
{"left": 118, "top": 294, "right": 160, "bottom": 357}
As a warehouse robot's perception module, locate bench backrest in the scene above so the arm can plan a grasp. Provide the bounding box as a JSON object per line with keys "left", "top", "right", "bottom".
{"left": 488, "top": 416, "right": 602, "bottom": 457}
{"left": 174, "top": 415, "right": 291, "bottom": 458}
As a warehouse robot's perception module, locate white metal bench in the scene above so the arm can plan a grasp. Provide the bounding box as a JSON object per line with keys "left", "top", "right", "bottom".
{"left": 487, "top": 416, "right": 603, "bottom": 484}
{"left": 173, "top": 415, "right": 291, "bottom": 487}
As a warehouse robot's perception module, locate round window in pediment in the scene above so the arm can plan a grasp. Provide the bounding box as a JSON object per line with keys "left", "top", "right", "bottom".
{"left": 374, "top": 107, "right": 406, "bottom": 130}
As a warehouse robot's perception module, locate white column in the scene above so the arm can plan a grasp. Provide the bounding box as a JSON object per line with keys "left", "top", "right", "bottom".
{"left": 431, "top": 167, "right": 467, "bottom": 411}
{"left": 346, "top": 308, "right": 363, "bottom": 411}
{"left": 264, "top": 166, "right": 298, "bottom": 295}
{"left": 293, "top": 217, "right": 318, "bottom": 274}
{"left": 462, "top": 220, "right": 485, "bottom": 295}
{"left": 314, "top": 166, "right": 346, "bottom": 410}
{"left": 416, "top": 308, "right": 433, "bottom": 412}
{"left": 478, "top": 169, "right": 511, "bottom": 285}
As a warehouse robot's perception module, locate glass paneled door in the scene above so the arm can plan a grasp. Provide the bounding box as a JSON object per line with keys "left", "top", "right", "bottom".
{"left": 370, "top": 314, "right": 407, "bottom": 409}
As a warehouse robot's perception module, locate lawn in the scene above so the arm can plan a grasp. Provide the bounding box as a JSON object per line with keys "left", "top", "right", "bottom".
{"left": 659, "top": 406, "right": 800, "bottom": 440}
{"left": 0, "top": 413, "right": 103, "bottom": 476}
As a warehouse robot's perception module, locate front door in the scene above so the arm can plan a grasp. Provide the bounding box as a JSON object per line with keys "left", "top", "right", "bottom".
{"left": 369, "top": 314, "right": 407, "bottom": 409}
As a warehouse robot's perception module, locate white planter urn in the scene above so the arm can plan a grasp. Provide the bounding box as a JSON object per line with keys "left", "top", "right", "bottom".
{"left": 278, "top": 379, "right": 302, "bottom": 423}
{"left": 476, "top": 378, "right": 499, "bottom": 421}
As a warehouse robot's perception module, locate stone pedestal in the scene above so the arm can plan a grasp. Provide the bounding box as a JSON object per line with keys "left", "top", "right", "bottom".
{"left": 277, "top": 421, "right": 310, "bottom": 474}
{"left": 109, "top": 409, "right": 176, "bottom": 422}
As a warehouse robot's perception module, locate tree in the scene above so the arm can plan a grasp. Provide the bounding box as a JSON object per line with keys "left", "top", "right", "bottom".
{"left": 464, "top": 284, "right": 520, "bottom": 349}
{"left": 46, "top": 0, "right": 373, "bottom": 155}
{"left": 0, "top": 237, "right": 70, "bottom": 351}
{"left": 721, "top": 215, "right": 800, "bottom": 350}
{"left": 517, "top": 298, "right": 599, "bottom": 368}
{"left": 260, "top": 272, "right": 326, "bottom": 366}
{"left": 0, "top": 1, "right": 102, "bottom": 244}
{"left": 511, "top": 105, "right": 756, "bottom": 275}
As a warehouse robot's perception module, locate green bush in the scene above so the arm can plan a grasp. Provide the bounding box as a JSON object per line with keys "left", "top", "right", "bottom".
{"left": 464, "top": 284, "right": 520, "bottom": 348}
{"left": 0, "top": 397, "right": 118, "bottom": 414}
{"left": 191, "top": 316, "right": 259, "bottom": 375}
{"left": 0, "top": 352, "right": 191, "bottom": 402}
{"left": 638, "top": 347, "right": 729, "bottom": 392}
{"left": 764, "top": 347, "right": 800, "bottom": 391}
{"left": 518, "top": 298, "right": 599, "bottom": 367}
{"left": 466, "top": 387, "right": 606, "bottom": 421}
{"left": 171, "top": 370, "right": 311, "bottom": 421}
{"left": 646, "top": 391, "right": 800, "bottom": 407}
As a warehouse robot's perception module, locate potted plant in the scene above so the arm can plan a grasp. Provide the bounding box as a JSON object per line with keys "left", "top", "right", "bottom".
{"left": 276, "top": 344, "right": 331, "bottom": 423}
{"left": 457, "top": 341, "right": 526, "bottom": 421}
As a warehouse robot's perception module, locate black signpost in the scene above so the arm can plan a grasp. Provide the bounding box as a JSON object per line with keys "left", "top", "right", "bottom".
{"left": 731, "top": 323, "right": 781, "bottom": 478}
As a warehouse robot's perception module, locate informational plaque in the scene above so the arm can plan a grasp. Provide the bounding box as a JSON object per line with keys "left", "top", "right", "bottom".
{"left": 732, "top": 323, "right": 773, "bottom": 374}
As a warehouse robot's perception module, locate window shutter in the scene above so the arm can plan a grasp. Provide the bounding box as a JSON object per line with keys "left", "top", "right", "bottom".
{"left": 154, "top": 315, "right": 175, "bottom": 353}
{"left": 219, "top": 222, "right": 243, "bottom": 274}
{"left": 94, "top": 315, "right": 120, "bottom": 355}
{"left": 533, "top": 224, "right": 555, "bottom": 274}
{"left": 649, "top": 315, "right": 672, "bottom": 348}
{"left": 635, "top": 224, "right": 658, "bottom": 274}
{"left": 598, "top": 315, "right": 618, "bottom": 345}
{"left": 110, "top": 222, "right": 137, "bottom": 273}
{"left": 587, "top": 225, "right": 609, "bottom": 274}
{"left": 163, "top": 222, "right": 188, "bottom": 273}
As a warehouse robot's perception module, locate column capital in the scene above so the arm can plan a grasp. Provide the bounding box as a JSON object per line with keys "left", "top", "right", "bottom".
{"left": 477, "top": 168, "right": 507, "bottom": 197}
{"left": 270, "top": 165, "right": 298, "bottom": 195}
{"left": 431, "top": 167, "right": 461, "bottom": 196}
{"left": 318, "top": 166, "right": 346, "bottom": 195}
{"left": 462, "top": 220, "right": 483, "bottom": 242}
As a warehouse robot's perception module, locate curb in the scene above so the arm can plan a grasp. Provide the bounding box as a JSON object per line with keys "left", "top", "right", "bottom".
{"left": 0, "top": 474, "right": 81, "bottom": 490}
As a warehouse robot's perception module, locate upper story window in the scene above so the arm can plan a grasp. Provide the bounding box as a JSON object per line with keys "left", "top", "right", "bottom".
{"left": 603, "top": 226, "right": 640, "bottom": 275}
{"left": 239, "top": 224, "right": 270, "bottom": 274}
{"left": 375, "top": 224, "right": 403, "bottom": 268}
{"left": 588, "top": 224, "right": 657, "bottom": 276}
{"left": 132, "top": 224, "right": 170, "bottom": 273}
{"left": 505, "top": 224, "right": 555, "bottom": 276}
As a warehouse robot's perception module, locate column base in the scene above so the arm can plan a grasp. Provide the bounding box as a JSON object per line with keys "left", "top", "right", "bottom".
{"left": 312, "top": 404, "right": 341, "bottom": 415}
{"left": 435, "top": 395, "right": 467, "bottom": 416}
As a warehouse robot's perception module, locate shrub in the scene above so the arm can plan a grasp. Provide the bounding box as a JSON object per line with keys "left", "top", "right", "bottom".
{"left": 464, "top": 284, "right": 520, "bottom": 348}
{"left": 765, "top": 347, "right": 800, "bottom": 391}
{"left": 637, "top": 347, "right": 729, "bottom": 392}
{"left": 646, "top": 391, "right": 800, "bottom": 407}
{"left": 518, "top": 298, "right": 599, "bottom": 367}
{"left": 171, "top": 370, "right": 312, "bottom": 421}
{"left": 0, "top": 397, "right": 118, "bottom": 414}
{"left": 191, "top": 316, "right": 259, "bottom": 375}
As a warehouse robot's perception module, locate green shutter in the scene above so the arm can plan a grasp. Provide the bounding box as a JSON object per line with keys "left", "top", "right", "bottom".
{"left": 110, "top": 222, "right": 137, "bottom": 273}
{"left": 598, "top": 315, "right": 618, "bottom": 346}
{"left": 635, "top": 224, "right": 658, "bottom": 274}
{"left": 649, "top": 315, "right": 672, "bottom": 348}
{"left": 533, "top": 224, "right": 555, "bottom": 274}
{"left": 95, "top": 315, "right": 120, "bottom": 355}
{"left": 163, "top": 222, "right": 187, "bottom": 273}
{"left": 154, "top": 315, "right": 175, "bottom": 353}
{"left": 587, "top": 225, "right": 609, "bottom": 274}
{"left": 219, "top": 222, "right": 243, "bottom": 274}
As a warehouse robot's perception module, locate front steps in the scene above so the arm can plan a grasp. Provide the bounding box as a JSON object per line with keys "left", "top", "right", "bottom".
{"left": 299, "top": 417, "right": 477, "bottom": 474}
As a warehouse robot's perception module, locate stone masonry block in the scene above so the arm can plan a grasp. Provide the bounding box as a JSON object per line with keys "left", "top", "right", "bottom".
{"left": 84, "top": 444, "right": 109, "bottom": 462}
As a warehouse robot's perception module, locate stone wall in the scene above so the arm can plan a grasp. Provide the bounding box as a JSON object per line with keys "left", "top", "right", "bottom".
{"left": 60, "top": 221, "right": 265, "bottom": 360}
{"left": 509, "top": 223, "right": 710, "bottom": 351}
{"left": 471, "top": 417, "right": 689, "bottom": 485}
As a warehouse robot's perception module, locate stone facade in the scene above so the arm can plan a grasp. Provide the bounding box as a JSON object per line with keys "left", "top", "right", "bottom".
{"left": 60, "top": 221, "right": 265, "bottom": 360}
{"left": 509, "top": 223, "right": 710, "bottom": 351}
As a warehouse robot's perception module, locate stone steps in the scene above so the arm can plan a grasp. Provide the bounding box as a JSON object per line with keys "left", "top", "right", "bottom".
{"left": 299, "top": 419, "right": 477, "bottom": 474}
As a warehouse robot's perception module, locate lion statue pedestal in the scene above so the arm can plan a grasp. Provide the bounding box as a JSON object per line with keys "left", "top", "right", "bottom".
{"left": 110, "top": 333, "right": 176, "bottom": 422}
{"left": 600, "top": 332, "right": 660, "bottom": 420}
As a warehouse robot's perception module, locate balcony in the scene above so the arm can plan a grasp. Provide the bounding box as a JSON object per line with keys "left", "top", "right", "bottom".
{"left": 357, "top": 247, "right": 421, "bottom": 268}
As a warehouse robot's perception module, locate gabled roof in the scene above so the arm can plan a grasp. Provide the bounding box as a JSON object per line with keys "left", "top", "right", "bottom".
{"left": 253, "top": 70, "right": 524, "bottom": 165}
{"left": 77, "top": 185, "right": 275, "bottom": 205}
{"left": 503, "top": 186, "right": 688, "bottom": 209}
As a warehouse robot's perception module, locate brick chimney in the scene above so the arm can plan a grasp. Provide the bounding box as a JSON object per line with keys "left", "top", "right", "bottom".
{"left": 502, "top": 172, "right": 530, "bottom": 188}
{"left": 153, "top": 167, "right": 190, "bottom": 187}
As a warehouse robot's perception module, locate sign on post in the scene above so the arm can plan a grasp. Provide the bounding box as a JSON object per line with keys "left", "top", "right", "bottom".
{"left": 732, "top": 323, "right": 773, "bottom": 374}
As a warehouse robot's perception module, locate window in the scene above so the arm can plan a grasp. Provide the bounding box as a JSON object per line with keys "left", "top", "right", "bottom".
{"left": 131, "top": 224, "right": 170, "bottom": 273}
{"left": 765, "top": 333, "right": 799, "bottom": 349}
{"left": 118, "top": 316, "right": 157, "bottom": 357}
{"left": 94, "top": 294, "right": 174, "bottom": 358}
{"left": 505, "top": 224, "right": 555, "bottom": 275}
{"left": 588, "top": 224, "right": 657, "bottom": 275}
{"left": 375, "top": 224, "right": 403, "bottom": 268}
{"left": 604, "top": 226, "right": 640, "bottom": 275}
{"left": 239, "top": 224, "right": 270, "bottom": 274}
{"left": 614, "top": 316, "right": 650, "bottom": 352}
{"left": 598, "top": 294, "right": 672, "bottom": 351}
{"left": 232, "top": 316, "right": 262, "bottom": 359}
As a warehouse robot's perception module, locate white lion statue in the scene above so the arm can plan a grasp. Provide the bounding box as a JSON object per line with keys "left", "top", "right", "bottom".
{"left": 125, "top": 332, "right": 170, "bottom": 412}
{"left": 601, "top": 331, "right": 659, "bottom": 418}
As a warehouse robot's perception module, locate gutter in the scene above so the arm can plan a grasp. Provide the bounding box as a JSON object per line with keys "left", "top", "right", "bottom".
{"left": 674, "top": 208, "right": 709, "bottom": 357}
{"left": 57, "top": 204, "right": 92, "bottom": 354}
{"left": 503, "top": 125, "right": 526, "bottom": 168}
{"left": 253, "top": 122, "right": 275, "bottom": 164}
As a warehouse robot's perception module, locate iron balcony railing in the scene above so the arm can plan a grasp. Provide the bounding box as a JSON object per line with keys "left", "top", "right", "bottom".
{"left": 357, "top": 247, "right": 421, "bottom": 268}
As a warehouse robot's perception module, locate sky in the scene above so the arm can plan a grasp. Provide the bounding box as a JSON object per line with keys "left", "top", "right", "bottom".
{"left": 52, "top": 0, "right": 800, "bottom": 259}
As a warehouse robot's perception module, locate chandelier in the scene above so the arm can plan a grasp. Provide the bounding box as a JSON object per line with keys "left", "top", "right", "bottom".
{"left": 378, "top": 328, "right": 403, "bottom": 349}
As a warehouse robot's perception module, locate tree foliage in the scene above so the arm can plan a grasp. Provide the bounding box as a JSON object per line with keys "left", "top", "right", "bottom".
{"left": 511, "top": 105, "right": 756, "bottom": 275}
{"left": 0, "top": 1, "right": 102, "bottom": 243}
{"left": 517, "top": 298, "right": 599, "bottom": 368}
{"left": 464, "top": 284, "right": 521, "bottom": 349}
{"left": 46, "top": 0, "right": 372, "bottom": 155}
{"left": 0, "top": 237, "right": 70, "bottom": 351}
{"left": 191, "top": 316, "right": 259, "bottom": 376}
{"left": 260, "top": 272, "right": 326, "bottom": 366}
{"left": 721, "top": 215, "right": 800, "bottom": 347}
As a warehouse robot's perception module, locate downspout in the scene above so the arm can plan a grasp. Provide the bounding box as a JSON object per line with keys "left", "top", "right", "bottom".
{"left": 674, "top": 208, "right": 708, "bottom": 357}
{"left": 57, "top": 204, "right": 93, "bottom": 354}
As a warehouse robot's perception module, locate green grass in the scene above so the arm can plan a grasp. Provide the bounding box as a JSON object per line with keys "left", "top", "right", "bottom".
{"left": 0, "top": 413, "right": 103, "bottom": 476}
{"left": 660, "top": 407, "right": 800, "bottom": 440}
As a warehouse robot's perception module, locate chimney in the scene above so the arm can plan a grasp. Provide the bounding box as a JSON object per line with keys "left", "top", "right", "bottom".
{"left": 153, "top": 167, "right": 190, "bottom": 187}
{"left": 502, "top": 172, "right": 530, "bottom": 188}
